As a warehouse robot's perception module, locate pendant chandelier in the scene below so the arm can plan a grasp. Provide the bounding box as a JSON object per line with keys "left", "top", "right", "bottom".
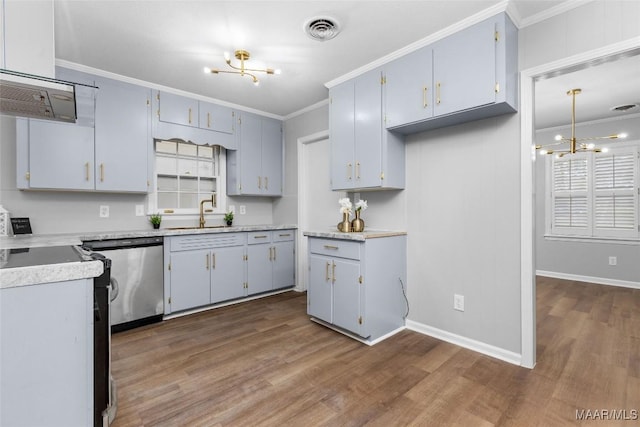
{"left": 536, "top": 88, "right": 627, "bottom": 157}
{"left": 203, "top": 49, "right": 280, "bottom": 86}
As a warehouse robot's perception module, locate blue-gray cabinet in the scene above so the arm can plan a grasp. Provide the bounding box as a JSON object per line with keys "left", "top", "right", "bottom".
{"left": 158, "top": 92, "right": 199, "bottom": 128}
{"left": 210, "top": 245, "right": 247, "bottom": 303}
{"left": 227, "top": 113, "right": 283, "bottom": 196}
{"left": 169, "top": 248, "right": 212, "bottom": 312}
{"left": 307, "top": 234, "right": 407, "bottom": 343}
{"left": 329, "top": 68, "right": 405, "bottom": 191}
{"left": 199, "top": 101, "right": 235, "bottom": 134}
{"left": 384, "top": 12, "right": 518, "bottom": 134}
{"left": 247, "top": 230, "right": 295, "bottom": 294}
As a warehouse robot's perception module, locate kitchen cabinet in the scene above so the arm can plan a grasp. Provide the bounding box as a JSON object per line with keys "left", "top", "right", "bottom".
{"left": 16, "top": 67, "right": 150, "bottom": 193}
{"left": 384, "top": 12, "right": 518, "bottom": 134}
{"left": 330, "top": 68, "right": 405, "bottom": 191}
{"left": 199, "top": 101, "right": 234, "bottom": 134}
{"left": 247, "top": 230, "right": 295, "bottom": 294}
{"left": 158, "top": 92, "right": 199, "bottom": 128}
{"left": 164, "top": 233, "right": 247, "bottom": 313}
{"left": 306, "top": 234, "right": 406, "bottom": 343}
{"left": 227, "top": 113, "right": 283, "bottom": 196}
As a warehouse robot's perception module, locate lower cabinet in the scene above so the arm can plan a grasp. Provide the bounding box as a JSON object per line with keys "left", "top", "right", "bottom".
{"left": 164, "top": 229, "right": 295, "bottom": 314}
{"left": 247, "top": 230, "right": 295, "bottom": 294}
{"left": 307, "top": 234, "right": 406, "bottom": 343}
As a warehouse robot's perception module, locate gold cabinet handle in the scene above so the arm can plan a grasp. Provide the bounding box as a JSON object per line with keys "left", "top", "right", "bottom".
{"left": 207, "top": 112, "right": 211, "bottom": 128}
{"left": 423, "top": 86, "right": 428, "bottom": 108}
{"left": 332, "top": 261, "right": 336, "bottom": 284}
{"left": 206, "top": 253, "right": 210, "bottom": 270}
{"left": 325, "top": 262, "right": 330, "bottom": 282}
{"left": 254, "top": 235, "right": 268, "bottom": 239}
{"left": 264, "top": 176, "right": 268, "bottom": 190}
{"left": 268, "top": 247, "right": 273, "bottom": 261}
{"left": 356, "top": 162, "right": 361, "bottom": 179}
{"left": 347, "top": 163, "right": 352, "bottom": 180}
{"left": 258, "top": 176, "right": 262, "bottom": 189}
{"left": 188, "top": 107, "right": 192, "bottom": 124}
{"left": 323, "top": 244, "right": 339, "bottom": 250}
{"left": 279, "top": 233, "right": 291, "bottom": 237}
{"left": 85, "top": 162, "right": 90, "bottom": 181}
{"left": 436, "top": 82, "right": 441, "bottom": 105}
{"left": 212, "top": 253, "right": 216, "bottom": 269}
{"left": 273, "top": 246, "right": 276, "bottom": 261}
{"left": 100, "top": 163, "right": 104, "bottom": 182}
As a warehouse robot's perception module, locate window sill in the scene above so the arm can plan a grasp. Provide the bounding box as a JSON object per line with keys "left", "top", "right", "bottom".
{"left": 543, "top": 234, "right": 640, "bottom": 245}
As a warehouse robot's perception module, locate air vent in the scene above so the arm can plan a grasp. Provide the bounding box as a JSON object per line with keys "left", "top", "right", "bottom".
{"left": 304, "top": 17, "right": 340, "bottom": 41}
{"left": 610, "top": 103, "right": 639, "bottom": 112}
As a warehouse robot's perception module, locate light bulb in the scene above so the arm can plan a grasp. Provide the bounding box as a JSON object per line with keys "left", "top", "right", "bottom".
{"left": 586, "top": 143, "right": 595, "bottom": 149}
{"left": 274, "top": 69, "right": 282, "bottom": 75}
{"left": 540, "top": 149, "right": 548, "bottom": 155}
{"left": 203, "top": 67, "right": 211, "bottom": 74}
{"left": 224, "top": 52, "right": 230, "bottom": 61}
{"left": 617, "top": 132, "right": 628, "bottom": 139}
{"left": 554, "top": 134, "right": 563, "bottom": 141}
{"left": 601, "top": 147, "right": 610, "bottom": 153}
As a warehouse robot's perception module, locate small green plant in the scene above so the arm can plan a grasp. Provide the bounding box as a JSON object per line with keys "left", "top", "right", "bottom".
{"left": 224, "top": 211, "right": 234, "bottom": 225}
{"left": 149, "top": 213, "right": 162, "bottom": 226}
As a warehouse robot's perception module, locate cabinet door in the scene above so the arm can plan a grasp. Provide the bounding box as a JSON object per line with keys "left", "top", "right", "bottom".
{"left": 308, "top": 254, "right": 333, "bottom": 323}
{"left": 28, "top": 120, "right": 95, "bottom": 190}
{"left": 94, "top": 77, "right": 150, "bottom": 192}
{"left": 272, "top": 240, "right": 294, "bottom": 289}
{"left": 332, "top": 258, "right": 362, "bottom": 335}
{"left": 158, "top": 92, "right": 198, "bottom": 127}
{"left": 238, "top": 113, "right": 262, "bottom": 194}
{"left": 261, "top": 117, "right": 282, "bottom": 196}
{"left": 170, "top": 250, "right": 211, "bottom": 312}
{"left": 354, "top": 69, "right": 382, "bottom": 188}
{"left": 247, "top": 243, "right": 273, "bottom": 294}
{"left": 330, "top": 81, "right": 355, "bottom": 190}
{"left": 211, "top": 246, "right": 246, "bottom": 303}
{"left": 199, "top": 102, "right": 234, "bottom": 134}
{"left": 384, "top": 46, "right": 433, "bottom": 127}
{"left": 433, "top": 17, "right": 496, "bottom": 117}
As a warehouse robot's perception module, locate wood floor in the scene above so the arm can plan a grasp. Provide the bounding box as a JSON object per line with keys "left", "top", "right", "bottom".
{"left": 111, "top": 277, "right": 640, "bottom": 426}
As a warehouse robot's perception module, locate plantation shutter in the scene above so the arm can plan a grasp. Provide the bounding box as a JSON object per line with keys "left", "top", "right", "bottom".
{"left": 593, "top": 149, "right": 638, "bottom": 237}
{"left": 551, "top": 155, "right": 590, "bottom": 235}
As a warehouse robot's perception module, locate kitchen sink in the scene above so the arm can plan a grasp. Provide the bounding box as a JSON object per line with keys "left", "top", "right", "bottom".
{"left": 167, "top": 225, "right": 228, "bottom": 230}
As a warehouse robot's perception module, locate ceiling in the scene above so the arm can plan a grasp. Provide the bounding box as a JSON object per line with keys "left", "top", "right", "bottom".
{"left": 53, "top": 0, "right": 575, "bottom": 118}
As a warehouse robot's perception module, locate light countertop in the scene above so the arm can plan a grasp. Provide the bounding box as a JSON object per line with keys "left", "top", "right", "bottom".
{"left": 303, "top": 229, "right": 407, "bottom": 241}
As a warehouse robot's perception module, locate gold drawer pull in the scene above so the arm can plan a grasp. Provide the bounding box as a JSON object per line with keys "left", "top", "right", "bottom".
{"left": 323, "top": 244, "right": 339, "bottom": 250}
{"left": 163, "top": 209, "right": 174, "bottom": 214}
{"left": 279, "top": 233, "right": 291, "bottom": 237}
{"left": 254, "top": 235, "right": 268, "bottom": 239}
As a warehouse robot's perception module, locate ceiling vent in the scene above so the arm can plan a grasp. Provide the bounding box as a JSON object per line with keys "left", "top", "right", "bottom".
{"left": 610, "top": 103, "right": 639, "bottom": 112}
{"left": 304, "top": 17, "right": 340, "bottom": 42}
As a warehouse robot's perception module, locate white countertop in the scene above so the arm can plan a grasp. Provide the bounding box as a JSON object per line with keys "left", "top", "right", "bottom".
{"left": 303, "top": 229, "right": 407, "bottom": 241}
{"left": 0, "top": 225, "right": 297, "bottom": 289}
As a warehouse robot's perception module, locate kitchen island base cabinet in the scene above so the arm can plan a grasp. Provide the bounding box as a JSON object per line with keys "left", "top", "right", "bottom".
{"left": 0, "top": 279, "right": 93, "bottom": 427}
{"left": 307, "top": 235, "right": 406, "bottom": 344}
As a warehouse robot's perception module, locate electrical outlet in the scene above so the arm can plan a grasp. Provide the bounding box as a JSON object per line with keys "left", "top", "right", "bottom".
{"left": 229, "top": 205, "right": 236, "bottom": 214}
{"left": 99, "top": 205, "right": 110, "bottom": 218}
{"left": 135, "top": 205, "right": 145, "bottom": 216}
{"left": 454, "top": 294, "right": 465, "bottom": 312}
{"left": 609, "top": 256, "right": 617, "bottom": 266}
{"left": 239, "top": 205, "right": 246, "bottom": 215}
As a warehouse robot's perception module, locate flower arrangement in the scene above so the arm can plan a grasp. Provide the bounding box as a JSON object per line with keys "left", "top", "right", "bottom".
{"left": 355, "top": 199, "right": 368, "bottom": 213}
{"left": 338, "top": 197, "right": 353, "bottom": 216}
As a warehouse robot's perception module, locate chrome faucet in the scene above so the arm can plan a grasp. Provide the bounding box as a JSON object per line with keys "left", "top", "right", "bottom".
{"left": 199, "top": 193, "right": 217, "bottom": 228}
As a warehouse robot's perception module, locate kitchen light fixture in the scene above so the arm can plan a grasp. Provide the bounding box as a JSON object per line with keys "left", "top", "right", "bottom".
{"left": 203, "top": 50, "right": 280, "bottom": 86}
{"left": 536, "top": 88, "right": 627, "bottom": 157}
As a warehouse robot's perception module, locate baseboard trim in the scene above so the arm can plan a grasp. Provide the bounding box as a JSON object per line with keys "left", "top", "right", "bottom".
{"left": 405, "top": 320, "right": 523, "bottom": 366}
{"left": 536, "top": 270, "right": 640, "bottom": 290}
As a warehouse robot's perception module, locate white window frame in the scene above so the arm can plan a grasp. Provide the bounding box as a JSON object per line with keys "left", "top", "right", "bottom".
{"left": 545, "top": 140, "right": 640, "bottom": 242}
{"left": 149, "top": 139, "right": 227, "bottom": 219}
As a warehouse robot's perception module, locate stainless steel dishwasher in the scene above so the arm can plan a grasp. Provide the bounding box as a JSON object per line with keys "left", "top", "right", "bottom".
{"left": 83, "top": 236, "right": 164, "bottom": 332}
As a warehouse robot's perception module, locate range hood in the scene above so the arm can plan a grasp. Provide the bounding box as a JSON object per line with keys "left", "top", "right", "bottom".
{"left": 0, "top": 69, "right": 82, "bottom": 123}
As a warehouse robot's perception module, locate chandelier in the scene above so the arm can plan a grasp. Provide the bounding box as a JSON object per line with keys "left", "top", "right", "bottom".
{"left": 203, "top": 50, "right": 280, "bottom": 86}
{"left": 536, "top": 88, "right": 627, "bottom": 157}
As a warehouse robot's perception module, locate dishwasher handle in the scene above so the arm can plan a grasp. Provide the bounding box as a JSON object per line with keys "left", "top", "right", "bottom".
{"left": 109, "top": 277, "right": 120, "bottom": 302}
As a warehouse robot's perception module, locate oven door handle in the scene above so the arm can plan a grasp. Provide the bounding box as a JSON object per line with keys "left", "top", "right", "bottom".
{"left": 109, "top": 277, "right": 120, "bottom": 302}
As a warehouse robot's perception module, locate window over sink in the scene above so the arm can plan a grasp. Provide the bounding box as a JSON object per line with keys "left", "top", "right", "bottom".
{"left": 150, "top": 140, "right": 226, "bottom": 216}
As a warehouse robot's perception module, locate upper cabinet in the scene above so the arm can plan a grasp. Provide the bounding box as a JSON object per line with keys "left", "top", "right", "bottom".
{"left": 330, "top": 68, "right": 405, "bottom": 191}
{"left": 383, "top": 12, "right": 517, "bottom": 134}
{"left": 16, "top": 68, "right": 150, "bottom": 193}
{"left": 227, "top": 112, "right": 283, "bottom": 196}
{"left": 153, "top": 92, "right": 236, "bottom": 149}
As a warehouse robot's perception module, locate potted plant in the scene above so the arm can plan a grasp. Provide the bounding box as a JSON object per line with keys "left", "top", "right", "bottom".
{"left": 224, "top": 211, "right": 234, "bottom": 226}
{"left": 149, "top": 213, "right": 162, "bottom": 229}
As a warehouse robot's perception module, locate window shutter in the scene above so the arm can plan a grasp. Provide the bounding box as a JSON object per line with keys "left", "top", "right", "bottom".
{"left": 551, "top": 156, "right": 589, "bottom": 234}
{"left": 593, "top": 150, "right": 637, "bottom": 236}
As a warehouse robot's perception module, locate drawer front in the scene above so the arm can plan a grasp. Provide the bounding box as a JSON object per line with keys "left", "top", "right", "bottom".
{"left": 170, "top": 233, "right": 246, "bottom": 251}
{"left": 272, "top": 230, "right": 295, "bottom": 242}
{"left": 308, "top": 238, "right": 361, "bottom": 260}
{"left": 247, "top": 231, "right": 272, "bottom": 245}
